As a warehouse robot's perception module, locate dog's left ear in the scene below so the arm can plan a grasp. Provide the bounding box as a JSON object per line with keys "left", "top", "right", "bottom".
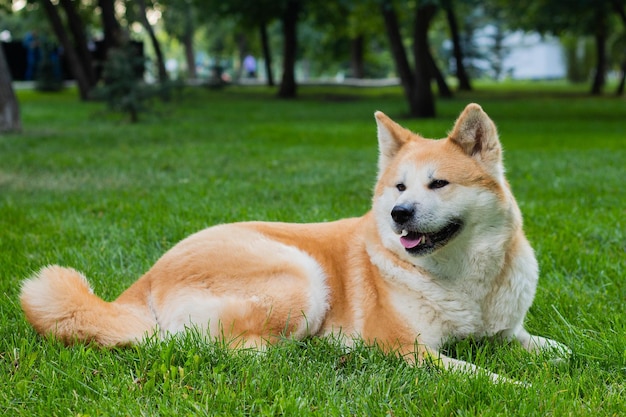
{"left": 374, "top": 111, "right": 412, "bottom": 176}
{"left": 448, "top": 103, "right": 503, "bottom": 180}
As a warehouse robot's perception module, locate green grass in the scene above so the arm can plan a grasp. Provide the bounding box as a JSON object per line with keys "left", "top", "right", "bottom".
{"left": 1, "top": 83, "right": 625, "bottom": 415}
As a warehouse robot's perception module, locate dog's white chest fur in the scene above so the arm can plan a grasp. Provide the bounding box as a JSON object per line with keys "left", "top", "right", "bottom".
{"left": 388, "top": 282, "right": 482, "bottom": 348}
{"left": 367, "top": 237, "right": 536, "bottom": 349}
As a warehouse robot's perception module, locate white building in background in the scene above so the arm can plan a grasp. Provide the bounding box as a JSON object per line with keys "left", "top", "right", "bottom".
{"left": 502, "top": 32, "right": 566, "bottom": 80}
{"left": 462, "top": 26, "right": 567, "bottom": 80}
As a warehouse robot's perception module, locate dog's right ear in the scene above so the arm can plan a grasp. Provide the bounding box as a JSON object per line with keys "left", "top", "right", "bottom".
{"left": 374, "top": 111, "right": 411, "bottom": 176}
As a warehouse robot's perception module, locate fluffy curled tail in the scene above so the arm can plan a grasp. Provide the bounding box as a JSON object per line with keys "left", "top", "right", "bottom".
{"left": 20, "top": 265, "right": 156, "bottom": 346}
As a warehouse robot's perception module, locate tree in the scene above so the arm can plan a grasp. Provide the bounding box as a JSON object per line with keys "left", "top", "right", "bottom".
{"left": 98, "top": 0, "right": 123, "bottom": 53}
{"left": 0, "top": 44, "right": 21, "bottom": 133}
{"left": 161, "top": 0, "right": 198, "bottom": 80}
{"left": 132, "top": 0, "right": 168, "bottom": 83}
{"left": 489, "top": 0, "right": 624, "bottom": 95}
{"left": 259, "top": 22, "right": 274, "bottom": 86}
{"left": 381, "top": 0, "right": 437, "bottom": 118}
{"left": 443, "top": 0, "right": 471, "bottom": 90}
{"left": 277, "top": 0, "right": 299, "bottom": 98}
{"left": 588, "top": 2, "right": 610, "bottom": 95}
{"left": 304, "top": 0, "right": 388, "bottom": 79}
{"left": 428, "top": 46, "right": 453, "bottom": 98}
{"left": 196, "top": 0, "right": 299, "bottom": 95}
{"left": 58, "top": 0, "right": 96, "bottom": 87}
{"left": 40, "top": 0, "right": 93, "bottom": 100}
{"left": 35, "top": 0, "right": 128, "bottom": 99}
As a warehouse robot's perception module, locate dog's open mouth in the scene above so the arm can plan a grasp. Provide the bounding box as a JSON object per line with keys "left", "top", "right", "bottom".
{"left": 399, "top": 221, "right": 463, "bottom": 255}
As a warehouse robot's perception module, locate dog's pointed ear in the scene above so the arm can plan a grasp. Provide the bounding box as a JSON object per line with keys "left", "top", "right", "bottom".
{"left": 448, "top": 103, "right": 504, "bottom": 180}
{"left": 375, "top": 111, "right": 412, "bottom": 175}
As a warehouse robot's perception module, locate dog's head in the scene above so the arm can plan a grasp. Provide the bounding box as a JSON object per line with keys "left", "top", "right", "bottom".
{"left": 372, "top": 104, "right": 515, "bottom": 259}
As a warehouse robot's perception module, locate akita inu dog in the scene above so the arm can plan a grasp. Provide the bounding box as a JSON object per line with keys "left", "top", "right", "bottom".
{"left": 20, "top": 104, "right": 568, "bottom": 381}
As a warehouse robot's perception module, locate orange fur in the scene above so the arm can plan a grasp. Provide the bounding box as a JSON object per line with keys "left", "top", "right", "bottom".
{"left": 20, "top": 266, "right": 156, "bottom": 345}
{"left": 20, "top": 104, "right": 569, "bottom": 381}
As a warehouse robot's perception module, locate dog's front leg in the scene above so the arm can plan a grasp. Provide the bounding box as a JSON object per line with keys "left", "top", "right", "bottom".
{"left": 399, "top": 342, "right": 516, "bottom": 384}
{"left": 424, "top": 348, "right": 519, "bottom": 384}
{"left": 510, "top": 327, "right": 571, "bottom": 359}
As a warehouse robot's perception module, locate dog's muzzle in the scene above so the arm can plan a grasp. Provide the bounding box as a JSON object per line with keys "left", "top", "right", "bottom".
{"left": 391, "top": 204, "right": 463, "bottom": 255}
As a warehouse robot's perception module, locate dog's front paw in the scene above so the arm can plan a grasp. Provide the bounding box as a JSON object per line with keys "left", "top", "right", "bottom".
{"left": 526, "top": 335, "right": 572, "bottom": 362}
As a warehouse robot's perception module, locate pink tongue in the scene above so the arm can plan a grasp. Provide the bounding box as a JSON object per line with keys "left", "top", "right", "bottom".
{"left": 400, "top": 235, "right": 424, "bottom": 249}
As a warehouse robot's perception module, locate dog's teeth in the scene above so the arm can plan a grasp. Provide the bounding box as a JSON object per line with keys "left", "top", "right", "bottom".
{"left": 401, "top": 230, "right": 409, "bottom": 237}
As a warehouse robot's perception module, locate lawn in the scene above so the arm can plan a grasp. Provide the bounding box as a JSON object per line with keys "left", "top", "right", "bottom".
{"left": 0, "top": 83, "right": 624, "bottom": 416}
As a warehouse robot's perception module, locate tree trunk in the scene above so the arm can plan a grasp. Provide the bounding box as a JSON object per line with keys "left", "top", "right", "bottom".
{"left": 428, "top": 49, "right": 452, "bottom": 98}
{"left": 0, "top": 45, "right": 21, "bottom": 133}
{"left": 136, "top": 0, "right": 168, "bottom": 83}
{"left": 235, "top": 33, "right": 247, "bottom": 81}
{"left": 350, "top": 35, "right": 365, "bottom": 78}
{"left": 182, "top": 5, "right": 196, "bottom": 80}
{"left": 59, "top": 0, "right": 96, "bottom": 86}
{"left": 616, "top": 59, "right": 626, "bottom": 96}
{"left": 277, "top": 0, "right": 299, "bottom": 98}
{"left": 491, "top": 23, "right": 506, "bottom": 80}
{"left": 411, "top": 3, "right": 437, "bottom": 118}
{"left": 41, "top": 0, "right": 92, "bottom": 100}
{"left": 380, "top": 0, "right": 419, "bottom": 116}
{"left": 590, "top": 31, "right": 606, "bottom": 95}
{"left": 98, "top": 0, "right": 123, "bottom": 54}
{"left": 444, "top": 0, "right": 471, "bottom": 91}
{"left": 183, "top": 32, "right": 196, "bottom": 80}
{"left": 590, "top": 8, "right": 607, "bottom": 95}
{"left": 260, "top": 22, "right": 274, "bottom": 87}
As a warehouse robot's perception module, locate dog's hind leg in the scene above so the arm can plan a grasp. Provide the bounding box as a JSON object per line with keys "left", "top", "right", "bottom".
{"left": 144, "top": 226, "right": 331, "bottom": 348}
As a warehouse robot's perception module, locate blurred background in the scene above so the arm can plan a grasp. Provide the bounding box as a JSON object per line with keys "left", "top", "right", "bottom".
{"left": 1, "top": 0, "right": 625, "bottom": 124}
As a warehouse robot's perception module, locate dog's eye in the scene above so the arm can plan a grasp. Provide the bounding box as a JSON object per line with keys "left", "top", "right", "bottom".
{"left": 396, "top": 183, "right": 406, "bottom": 192}
{"left": 428, "top": 179, "right": 449, "bottom": 190}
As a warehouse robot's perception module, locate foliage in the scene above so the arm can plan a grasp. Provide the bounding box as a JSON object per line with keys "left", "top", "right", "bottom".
{"left": 190, "top": 0, "right": 286, "bottom": 59}
{"left": 4, "top": 0, "right": 625, "bottom": 99}
{"left": 0, "top": 83, "right": 624, "bottom": 415}
{"left": 93, "top": 44, "right": 148, "bottom": 122}
{"left": 303, "top": 0, "right": 389, "bottom": 78}
{"left": 194, "top": 0, "right": 288, "bottom": 27}
{"left": 486, "top": 0, "right": 625, "bottom": 89}
{"left": 93, "top": 44, "right": 181, "bottom": 122}
{"left": 0, "top": 2, "right": 50, "bottom": 39}
{"left": 561, "top": 35, "right": 596, "bottom": 83}
{"left": 160, "top": 0, "right": 196, "bottom": 40}
{"left": 488, "top": 0, "right": 620, "bottom": 36}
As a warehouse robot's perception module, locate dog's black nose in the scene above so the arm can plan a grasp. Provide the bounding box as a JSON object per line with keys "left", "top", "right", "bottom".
{"left": 391, "top": 204, "right": 415, "bottom": 224}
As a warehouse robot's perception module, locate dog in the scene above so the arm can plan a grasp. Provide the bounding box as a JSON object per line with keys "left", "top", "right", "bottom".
{"left": 20, "top": 104, "right": 568, "bottom": 381}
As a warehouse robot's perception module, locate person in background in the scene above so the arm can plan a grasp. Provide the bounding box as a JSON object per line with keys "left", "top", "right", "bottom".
{"left": 243, "top": 54, "right": 256, "bottom": 78}
{"left": 23, "top": 30, "right": 40, "bottom": 81}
